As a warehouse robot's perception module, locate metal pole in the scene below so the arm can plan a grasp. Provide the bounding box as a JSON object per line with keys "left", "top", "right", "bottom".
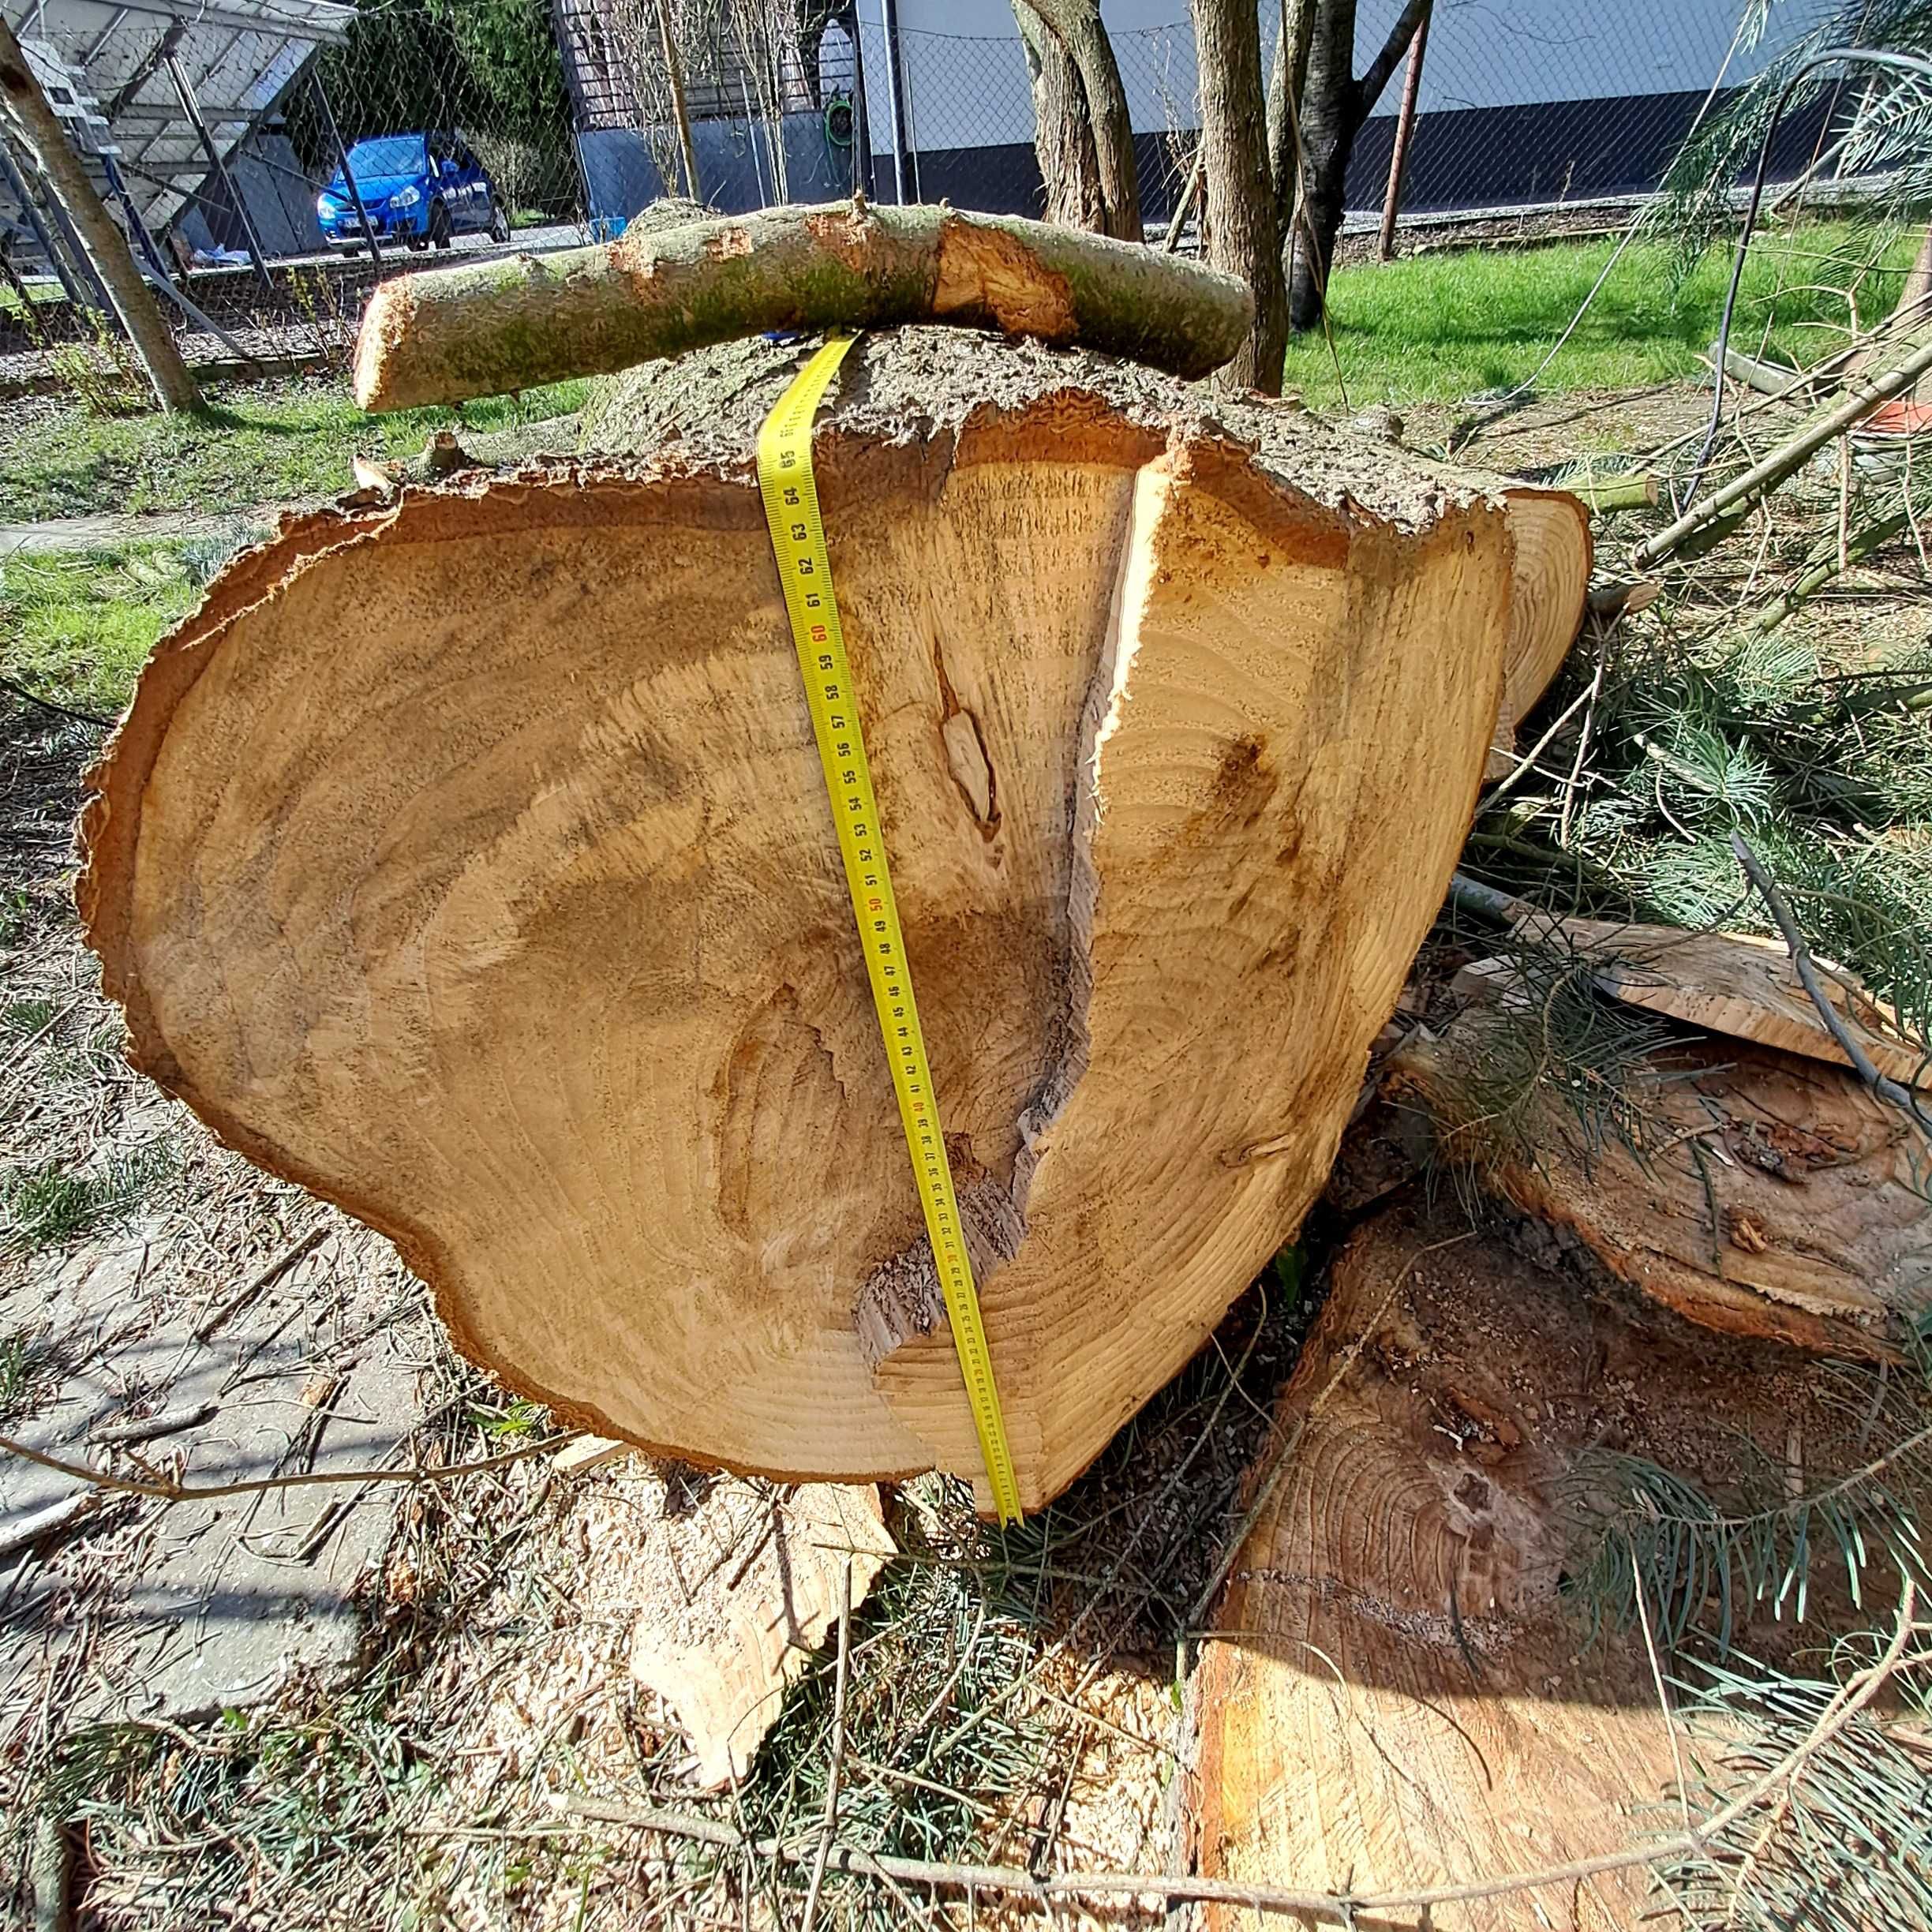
{"left": 1376, "top": 3, "right": 1428, "bottom": 262}
{"left": 308, "top": 69, "right": 380, "bottom": 265}
{"left": 101, "top": 148, "right": 256, "bottom": 361}
{"left": 842, "top": 2, "right": 873, "bottom": 197}
{"left": 165, "top": 47, "right": 271, "bottom": 287}
{"left": 877, "top": 0, "right": 908, "bottom": 204}
{"left": 99, "top": 151, "right": 169, "bottom": 283}
{"left": 0, "top": 134, "right": 87, "bottom": 307}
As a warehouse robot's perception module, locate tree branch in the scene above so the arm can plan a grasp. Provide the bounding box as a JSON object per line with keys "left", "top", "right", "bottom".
{"left": 1729, "top": 831, "right": 1932, "bottom": 1140}
{"left": 0, "top": 1427, "right": 578, "bottom": 1503}
{"left": 1355, "top": 0, "right": 1430, "bottom": 119}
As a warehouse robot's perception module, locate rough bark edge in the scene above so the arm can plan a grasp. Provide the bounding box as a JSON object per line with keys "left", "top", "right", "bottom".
{"left": 71, "top": 479, "right": 930, "bottom": 1487}
{"left": 574, "top": 330, "right": 1509, "bottom": 551}
{"left": 352, "top": 200, "right": 1254, "bottom": 411}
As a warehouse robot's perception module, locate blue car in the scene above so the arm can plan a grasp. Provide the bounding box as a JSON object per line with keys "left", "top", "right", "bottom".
{"left": 317, "top": 131, "right": 509, "bottom": 253}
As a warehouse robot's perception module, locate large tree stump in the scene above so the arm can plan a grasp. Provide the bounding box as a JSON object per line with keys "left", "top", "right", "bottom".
{"left": 81, "top": 331, "right": 1522, "bottom": 1511}
{"left": 1189, "top": 1201, "right": 1890, "bottom": 1929}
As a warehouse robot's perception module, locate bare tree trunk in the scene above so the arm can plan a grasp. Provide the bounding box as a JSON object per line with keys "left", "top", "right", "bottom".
{"left": 1020, "top": 0, "right": 1142, "bottom": 242}
{"left": 652, "top": 0, "right": 702, "bottom": 200}
{"left": 0, "top": 14, "right": 201, "bottom": 413}
{"left": 1014, "top": 0, "right": 1106, "bottom": 231}
{"left": 1288, "top": 0, "right": 1428, "bottom": 331}
{"left": 1195, "top": 0, "right": 1287, "bottom": 392}
{"left": 1265, "top": 0, "right": 1317, "bottom": 249}
{"left": 1287, "top": 0, "right": 1355, "bottom": 333}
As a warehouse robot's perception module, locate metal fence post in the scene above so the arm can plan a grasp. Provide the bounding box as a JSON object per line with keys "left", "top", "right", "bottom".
{"left": 878, "top": 0, "right": 909, "bottom": 204}
{"left": 309, "top": 69, "right": 381, "bottom": 267}
{"left": 1377, "top": 5, "right": 1430, "bottom": 260}
{"left": 165, "top": 47, "right": 272, "bottom": 287}
{"left": 0, "top": 133, "right": 88, "bottom": 309}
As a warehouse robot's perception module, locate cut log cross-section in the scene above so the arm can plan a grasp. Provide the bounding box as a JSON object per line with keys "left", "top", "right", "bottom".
{"left": 82, "top": 332, "right": 1521, "bottom": 1511}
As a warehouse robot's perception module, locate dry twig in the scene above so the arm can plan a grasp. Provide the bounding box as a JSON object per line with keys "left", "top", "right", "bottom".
{"left": 0, "top": 1427, "right": 577, "bottom": 1503}
{"left": 1730, "top": 831, "right": 1932, "bottom": 1140}
{"left": 562, "top": 1583, "right": 1923, "bottom": 1925}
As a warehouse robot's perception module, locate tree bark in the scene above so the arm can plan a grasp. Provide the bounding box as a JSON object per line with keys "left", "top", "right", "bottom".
{"left": 1264, "top": 0, "right": 1318, "bottom": 255}
{"left": 1014, "top": 0, "right": 1106, "bottom": 232}
{"left": 1288, "top": 0, "right": 1429, "bottom": 331}
{"left": 0, "top": 14, "right": 201, "bottom": 414}
{"left": 1018, "top": 0, "right": 1142, "bottom": 242}
{"left": 353, "top": 200, "right": 1252, "bottom": 410}
{"left": 1287, "top": 0, "right": 1356, "bottom": 332}
{"left": 83, "top": 330, "right": 1519, "bottom": 1512}
{"left": 1195, "top": 0, "right": 1288, "bottom": 392}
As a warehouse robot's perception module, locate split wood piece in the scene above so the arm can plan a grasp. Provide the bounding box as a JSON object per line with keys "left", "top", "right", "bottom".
{"left": 1389, "top": 1009, "right": 1931, "bottom": 1360}
{"left": 1189, "top": 1201, "right": 1886, "bottom": 1930}
{"left": 550, "top": 1435, "right": 635, "bottom": 1480}
{"left": 0, "top": 1489, "right": 104, "bottom": 1561}
{"left": 1486, "top": 487, "right": 1592, "bottom": 782}
{"left": 1508, "top": 912, "right": 1926, "bottom": 1089}
{"left": 351, "top": 200, "right": 1254, "bottom": 413}
{"left": 630, "top": 1481, "right": 893, "bottom": 1788}
{"left": 80, "top": 332, "right": 1516, "bottom": 1511}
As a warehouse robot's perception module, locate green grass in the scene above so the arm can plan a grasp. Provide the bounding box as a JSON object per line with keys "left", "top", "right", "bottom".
{"left": 1285, "top": 219, "right": 1923, "bottom": 410}
{"left": 0, "top": 543, "right": 215, "bottom": 716}
{"left": 0, "top": 1141, "right": 175, "bottom": 1252}
{"left": 0, "top": 1329, "right": 43, "bottom": 1420}
{"left": 0, "top": 374, "right": 590, "bottom": 525}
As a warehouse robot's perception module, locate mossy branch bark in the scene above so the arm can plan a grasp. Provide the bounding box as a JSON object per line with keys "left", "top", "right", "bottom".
{"left": 353, "top": 200, "right": 1252, "bottom": 412}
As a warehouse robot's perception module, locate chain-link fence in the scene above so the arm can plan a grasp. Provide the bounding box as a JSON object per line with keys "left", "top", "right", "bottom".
{"left": 1, "top": 0, "right": 587, "bottom": 395}
{"left": 848, "top": 1, "right": 1845, "bottom": 236}
{"left": 0, "top": 0, "right": 1885, "bottom": 398}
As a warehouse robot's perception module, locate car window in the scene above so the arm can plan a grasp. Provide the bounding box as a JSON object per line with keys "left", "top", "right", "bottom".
{"left": 454, "top": 141, "right": 479, "bottom": 171}
{"left": 345, "top": 135, "right": 427, "bottom": 177}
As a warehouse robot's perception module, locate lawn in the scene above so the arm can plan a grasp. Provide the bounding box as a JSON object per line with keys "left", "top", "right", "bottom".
{"left": 0, "top": 373, "right": 590, "bottom": 525}
{"left": 0, "top": 542, "right": 228, "bottom": 717}
{"left": 1284, "top": 218, "right": 1924, "bottom": 408}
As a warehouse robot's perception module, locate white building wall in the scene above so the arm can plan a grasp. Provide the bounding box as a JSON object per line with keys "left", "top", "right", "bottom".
{"left": 853, "top": 0, "right": 1805, "bottom": 159}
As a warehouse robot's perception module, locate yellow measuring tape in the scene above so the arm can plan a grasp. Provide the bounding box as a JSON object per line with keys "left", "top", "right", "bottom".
{"left": 756, "top": 335, "right": 1023, "bottom": 1526}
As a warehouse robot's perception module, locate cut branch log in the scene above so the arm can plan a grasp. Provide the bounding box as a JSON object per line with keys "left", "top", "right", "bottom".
{"left": 1636, "top": 331, "right": 1932, "bottom": 567}
{"left": 352, "top": 200, "right": 1249, "bottom": 412}
{"left": 81, "top": 331, "right": 1518, "bottom": 1511}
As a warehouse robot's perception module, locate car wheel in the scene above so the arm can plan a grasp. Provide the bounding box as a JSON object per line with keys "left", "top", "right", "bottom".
{"left": 489, "top": 202, "right": 511, "bottom": 245}
{"left": 429, "top": 201, "right": 452, "bottom": 250}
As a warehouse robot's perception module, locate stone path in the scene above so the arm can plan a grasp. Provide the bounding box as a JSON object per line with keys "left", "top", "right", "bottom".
{"left": 1, "top": 1196, "right": 433, "bottom": 1721}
